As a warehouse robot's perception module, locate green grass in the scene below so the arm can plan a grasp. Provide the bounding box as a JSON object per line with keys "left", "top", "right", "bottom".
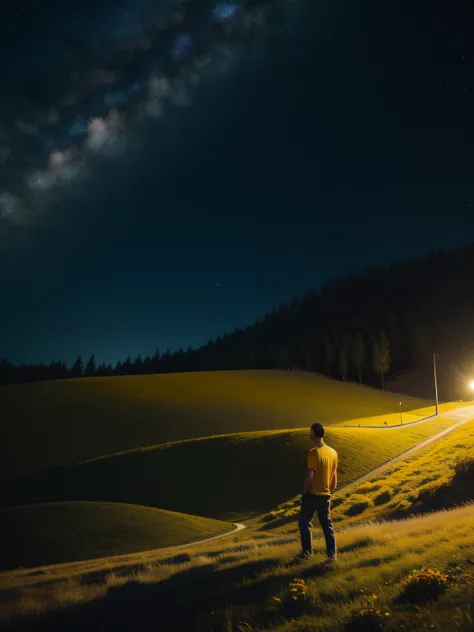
{"left": 0, "top": 370, "right": 431, "bottom": 481}
{"left": 0, "top": 501, "right": 232, "bottom": 571}
{"left": 331, "top": 416, "right": 474, "bottom": 528}
{"left": 265, "top": 415, "right": 474, "bottom": 532}
{"left": 1, "top": 502, "right": 474, "bottom": 630}
{"left": 1, "top": 415, "right": 460, "bottom": 521}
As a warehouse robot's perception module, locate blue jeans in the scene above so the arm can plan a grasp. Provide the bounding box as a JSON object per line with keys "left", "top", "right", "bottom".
{"left": 298, "top": 493, "right": 336, "bottom": 557}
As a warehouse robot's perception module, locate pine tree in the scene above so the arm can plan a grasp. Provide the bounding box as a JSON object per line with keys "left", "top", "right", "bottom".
{"left": 151, "top": 349, "right": 161, "bottom": 373}
{"left": 134, "top": 354, "right": 143, "bottom": 374}
{"left": 122, "top": 356, "right": 133, "bottom": 375}
{"left": 71, "top": 355, "right": 84, "bottom": 378}
{"left": 325, "top": 339, "right": 333, "bottom": 378}
{"left": 373, "top": 331, "right": 391, "bottom": 390}
{"left": 387, "top": 312, "right": 401, "bottom": 370}
{"left": 352, "top": 331, "right": 365, "bottom": 384}
{"left": 143, "top": 355, "right": 152, "bottom": 374}
{"left": 84, "top": 355, "right": 96, "bottom": 377}
{"left": 337, "top": 339, "right": 349, "bottom": 382}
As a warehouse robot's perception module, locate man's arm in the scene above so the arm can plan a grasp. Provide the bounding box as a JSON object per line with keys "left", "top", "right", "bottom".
{"left": 330, "top": 456, "right": 338, "bottom": 493}
{"left": 302, "top": 469, "right": 314, "bottom": 496}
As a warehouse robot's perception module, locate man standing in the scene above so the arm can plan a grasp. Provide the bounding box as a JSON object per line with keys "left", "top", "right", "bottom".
{"left": 296, "top": 422, "right": 338, "bottom": 562}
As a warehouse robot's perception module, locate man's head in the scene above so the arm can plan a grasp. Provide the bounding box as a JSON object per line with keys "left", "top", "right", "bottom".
{"left": 310, "top": 422, "right": 324, "bottom": 444}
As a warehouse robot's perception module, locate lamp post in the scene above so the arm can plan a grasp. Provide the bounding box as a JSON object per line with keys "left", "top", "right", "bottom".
{"left": 399, "top": 401, "right": 402, "bottom": 425}
{"left": 433, "top": 352, "right": 439, "bottom": 416}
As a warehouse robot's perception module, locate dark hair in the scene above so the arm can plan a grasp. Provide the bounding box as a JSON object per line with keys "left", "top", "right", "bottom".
{"left": 311, "top": 422, "right": 324, "bottom": 437}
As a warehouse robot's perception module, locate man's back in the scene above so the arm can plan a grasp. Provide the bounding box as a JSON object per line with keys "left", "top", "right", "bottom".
{"left": 307, "top": 442, "right": 338, "bottom": 496}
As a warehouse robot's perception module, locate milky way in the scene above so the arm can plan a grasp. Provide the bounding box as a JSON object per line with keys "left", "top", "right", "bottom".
{"left": 0, "top": 0, "right": 302, "bottom": 229}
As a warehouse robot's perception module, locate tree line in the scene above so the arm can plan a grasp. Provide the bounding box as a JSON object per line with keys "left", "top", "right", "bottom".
{"left": 1, "top": 243, "right": 474, "bottom": 398}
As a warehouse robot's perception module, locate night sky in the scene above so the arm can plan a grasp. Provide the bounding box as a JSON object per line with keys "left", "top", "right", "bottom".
{"left": 0, "top": 0, "right": 472, "bottom": 367}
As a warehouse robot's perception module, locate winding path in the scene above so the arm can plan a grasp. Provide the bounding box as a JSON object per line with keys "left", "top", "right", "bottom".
{"left": 335, "top": 405, "right": 474, "bottom": 494}
{"left": 166, "top": 522, "right": 247, "bottom": 550}
{"left": 4, "top": 406, "right": 474, "bottom": 586}
{"left": 168, "top": 405, "right": 474, "bottom": 549}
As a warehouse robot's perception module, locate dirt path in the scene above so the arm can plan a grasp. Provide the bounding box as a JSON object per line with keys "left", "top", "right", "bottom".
{"left": 343, "top": 413, "right": 437, "bottom": 429}
{"left": 165, "top": 522, "right": 247, "bottom": 550}
{"left": 166, "top": 406, "right": 474, "bottom": 549}
{"left": 154, "top": 406, "right": 474, "bottom": 550}
{"left": 5, "top": 407, "right": 474, "bottom": 585}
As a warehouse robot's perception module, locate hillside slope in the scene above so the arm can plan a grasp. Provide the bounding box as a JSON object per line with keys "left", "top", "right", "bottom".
{"left": 1, "top": 502, "right": 474, "bottom": 631}
{"left": 0, "top": 502, "right": 232, "bottom": 571}
{"left": 2, "top": 415, "right": 458, "bottom": 521}
{"left": 1, "top": 370, "right": 431, "bottom": 481}
{"left": 266, "top": 408, "right": 474, "bottom": 531}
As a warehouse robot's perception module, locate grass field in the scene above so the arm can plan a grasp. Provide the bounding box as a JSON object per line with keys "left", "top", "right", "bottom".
{"left": 1, "top": 502, "right": 474, "bottom": 631}
{"left": 0, "top": 501, "right": 232, "bottom": 571}
{"left": 265, "top": 415, "right": 474, "bottom": 532}
{"left": 328, "top": 415, "right": 474, "bottom": 528}
{"left": 2, "top": 371, "right": 473, "bottom": 630}
{"left": 0, "top": 370, "right": 432, "bottom": 481}
{"left": 1, "top": 415, "right": 461, "bottom": 521}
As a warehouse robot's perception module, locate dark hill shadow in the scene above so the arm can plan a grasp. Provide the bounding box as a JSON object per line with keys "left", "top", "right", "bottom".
{"left": 0, "top": 432, "right": 306, "bottom": 522}
{"left": 2, "top": 558, "right": 281, "bottom": 632}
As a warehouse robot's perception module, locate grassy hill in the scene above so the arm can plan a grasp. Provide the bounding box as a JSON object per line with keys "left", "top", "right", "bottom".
{"left": 1, "top": 370, "right": 432, "bottom": 481}
{"left": 326, "top": 414, "right": 474, "bottom": 527}
{"left": 1, "top": 502, "right": 474, "bottom": 631}
{"left": 0, "top": 501, "right": 232, "bottom": 571}
{"left": 265, "top": 415, "right": 474, "bottom": 532}
{"left": 1, "top": 411, "right": 474, "bottom": 630}
{"left": 2, "top": 415, "right": 460, "bottom": 521}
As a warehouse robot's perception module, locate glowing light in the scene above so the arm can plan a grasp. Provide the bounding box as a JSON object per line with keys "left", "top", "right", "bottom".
{"left": 469, "top": 381, "right": 474, "bottom": 391}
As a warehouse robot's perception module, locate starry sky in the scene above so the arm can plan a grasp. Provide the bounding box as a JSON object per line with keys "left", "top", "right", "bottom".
{"left": 0, "top": 0, "right": 473, "bottom": 367}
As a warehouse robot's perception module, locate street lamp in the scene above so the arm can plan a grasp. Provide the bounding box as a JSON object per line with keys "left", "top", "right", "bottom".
{"left": 399, "top": 401, "right": 402, "bottom": 425}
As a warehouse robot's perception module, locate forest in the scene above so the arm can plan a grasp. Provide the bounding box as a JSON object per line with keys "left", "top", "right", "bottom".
{"left": 2, "top": 244, "right": 473, "bottom": 400}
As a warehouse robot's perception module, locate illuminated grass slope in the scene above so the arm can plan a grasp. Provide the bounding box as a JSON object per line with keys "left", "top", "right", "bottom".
{"left": 331, "top": 415, "right": 474, "bottom": 527}
{"left": 0, "top": 501, "right": 232, "bottom": 571}
{"left": 2, "top": 415, "right": 459, "bottom": 521}
{"left": 2, "top": 502, "right": 474, "bottom": 630}
{"left": 267, "top": 415, "right": 474, "bottom": 531}
{"left": 1, "top": 370, "right": 432, "bottom": 481}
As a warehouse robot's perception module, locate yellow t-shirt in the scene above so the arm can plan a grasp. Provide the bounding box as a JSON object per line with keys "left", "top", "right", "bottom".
{"left": 307, "top": 441, "right": 338, "bottom": 496}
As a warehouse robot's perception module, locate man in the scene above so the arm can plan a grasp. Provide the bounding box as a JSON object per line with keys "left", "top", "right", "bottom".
{"left": 296, "top": 422, "right": 338, "bottom": 562}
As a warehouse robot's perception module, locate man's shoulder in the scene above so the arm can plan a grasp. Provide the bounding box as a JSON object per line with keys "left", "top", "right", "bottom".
{"left": 325, "top": 444, "right": 338, "bottom": 457}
